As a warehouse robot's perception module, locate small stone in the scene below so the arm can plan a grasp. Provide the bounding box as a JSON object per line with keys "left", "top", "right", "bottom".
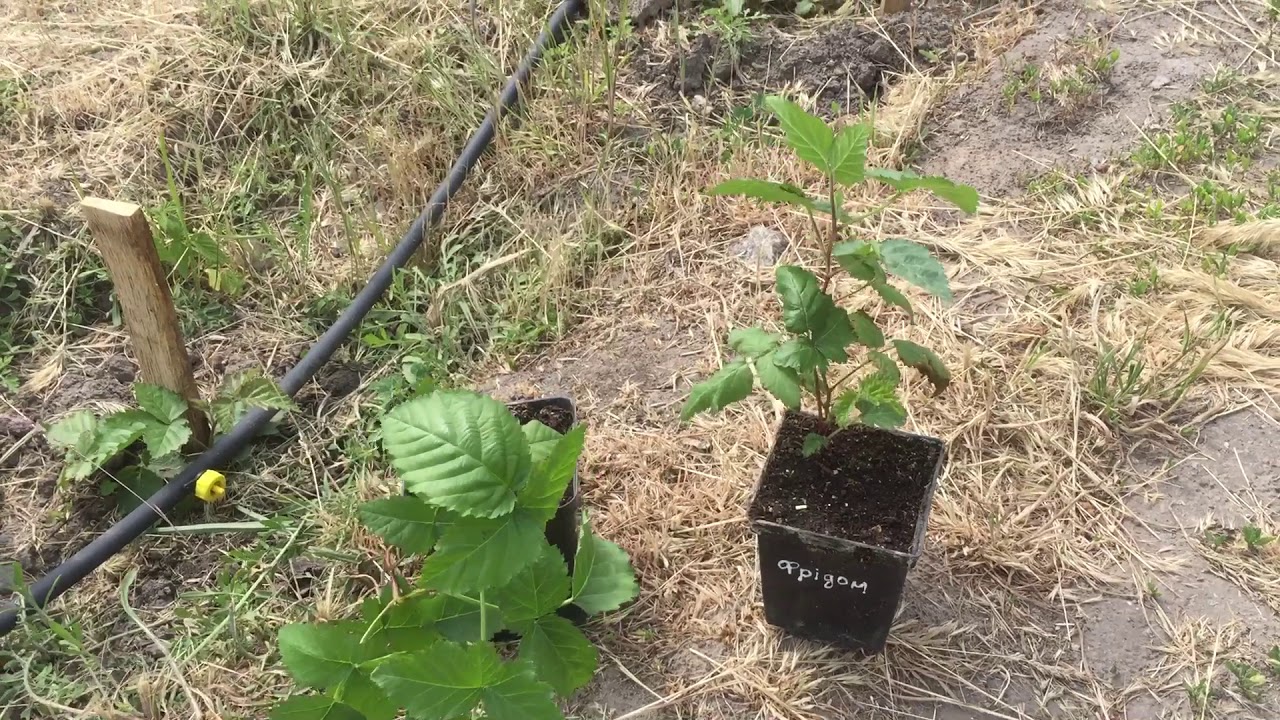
{"left": 731, "top": 226, "right": 789, "bottom": 268}
{"left": 0, "top": 414, "right": 34, "bottom": 437}
{"left": 1150, "top": 75, "right": 1172, "bottom": 90}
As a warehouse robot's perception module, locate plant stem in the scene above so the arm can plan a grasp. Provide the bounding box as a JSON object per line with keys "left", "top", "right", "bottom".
{"left": 829, "top": 359, "right": 873, "bottom": 396}
{"left": 479, "top": 589, "right": 487, "bottom": 643}
{"left": 823, "top": 173, "right": 839, "bottom": 291}
{"left": 813, "top": 368, "right": 827, "bottom": 421}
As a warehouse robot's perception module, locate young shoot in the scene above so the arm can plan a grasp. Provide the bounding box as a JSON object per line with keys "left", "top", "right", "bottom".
{"left": 681, "top": 96, "right": 978, "bottom": 455}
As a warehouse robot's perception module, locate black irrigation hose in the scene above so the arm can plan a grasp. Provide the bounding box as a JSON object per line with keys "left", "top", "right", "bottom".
{"left": 0, "top": 0, "right": 587, "bottom": 638}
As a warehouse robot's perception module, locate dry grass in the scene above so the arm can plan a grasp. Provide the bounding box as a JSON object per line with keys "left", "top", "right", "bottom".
{"left": 3, "top": 0, "right": 1280, "bottom": 718}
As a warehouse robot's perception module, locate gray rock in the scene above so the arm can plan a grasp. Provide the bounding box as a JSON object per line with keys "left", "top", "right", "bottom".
{"left": 732, "top": 226, "right": 789, "bottom": 267}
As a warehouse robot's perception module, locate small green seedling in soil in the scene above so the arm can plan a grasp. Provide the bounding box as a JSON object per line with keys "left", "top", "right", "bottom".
{"left": 1186, "top": 677, "right": 1213, "bottom": 712}
{"left": 1227, "top": 660, "right": 1268, "bottom": 702}
{"left": 1242, "top": 524, "right": 1275, "bottom": 553}
{"left": 44, "top": 370, "right": 293, "bottom": 512}
{"left": 271, "top": 390, "right": 639, "bottom": 720}
{"left": 1266, "top": 646, "right": 1280, "bottom": 675}
{"left": 1203, "top": 527, "right": 1230, "bottom": 550}
{"left": 680, "top": 95, "right": 977, "bottom": 455}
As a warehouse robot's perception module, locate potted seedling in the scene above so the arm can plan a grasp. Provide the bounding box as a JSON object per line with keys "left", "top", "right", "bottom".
{"left": 683, "top": 96, "right": 977, "bottom": 652}
{"left": 272, "top": 390, "right": 638, "bottom": 719}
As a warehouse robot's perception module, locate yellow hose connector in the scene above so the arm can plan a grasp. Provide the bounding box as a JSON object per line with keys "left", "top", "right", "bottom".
{"left": 195, "top": 470, "right": 227, "bottom": 503}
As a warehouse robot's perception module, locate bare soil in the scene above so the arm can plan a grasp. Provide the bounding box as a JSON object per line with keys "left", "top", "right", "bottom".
{"left": 920, "top": 0, "right": 1249, "bottom": 196}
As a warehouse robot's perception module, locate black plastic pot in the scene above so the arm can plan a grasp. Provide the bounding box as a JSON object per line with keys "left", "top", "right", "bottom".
{"left": 747, "top": 411, "right": 946, "bottom": 653}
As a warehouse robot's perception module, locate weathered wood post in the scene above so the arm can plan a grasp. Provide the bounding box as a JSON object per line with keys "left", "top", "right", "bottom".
{"left": 80, "top": 197, "right": 210, "bottom": 447}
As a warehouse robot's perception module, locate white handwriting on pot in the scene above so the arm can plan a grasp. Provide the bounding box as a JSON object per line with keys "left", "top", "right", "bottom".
{"left": 776, "top": 560, "right": 868, "bottom": 593}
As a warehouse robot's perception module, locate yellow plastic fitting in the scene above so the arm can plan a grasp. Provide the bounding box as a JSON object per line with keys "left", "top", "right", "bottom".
{"left": 195, "top": 470, "right": 227, "bottom": 503}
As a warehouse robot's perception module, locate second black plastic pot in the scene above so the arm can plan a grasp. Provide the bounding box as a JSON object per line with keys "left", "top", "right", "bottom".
{"left": 748, "top": 411, "right": 946, "bottom": 653}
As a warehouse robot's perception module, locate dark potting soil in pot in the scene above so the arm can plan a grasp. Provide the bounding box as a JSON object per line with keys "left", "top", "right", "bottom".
{"left": 510, "top": 401, "right": 573, "bottom": 433}
{"left": 749, "top": 413, "right": 942, "bottom": 553}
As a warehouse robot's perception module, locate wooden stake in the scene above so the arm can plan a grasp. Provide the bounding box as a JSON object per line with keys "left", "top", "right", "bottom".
{"left": 80, "top": 197, "right": 210, "bottom": 447}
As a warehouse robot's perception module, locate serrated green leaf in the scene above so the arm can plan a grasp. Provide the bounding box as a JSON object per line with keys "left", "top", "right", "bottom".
{"left": 802, "top": 433, "right": 828, "bottom": 457}
{"left": 269, "top": 696, "right": 366, "bottom": 720}
{"left": 773, "top": 339, "right": 824, "bottom": 372}
{"left": 811, "top": 307, "right": 855, "bottom": 363}
{"left": 360, "top": 496, "right": 445, "bottom": 554}
{"left": 833, "top": 240, "right": 885, "bottom": 282}
{"left": 210, "top": 370, "right": 295, "bottom": 434}
{"left": 382, "top": 391, "right": 531, "bottom": 518}
{"left": 481, "top": 662, "right": 562, "bottom": 720}
{"left": 570, "top": 517, "right": 638, "bottom": 615}
{"left": 417, "top": 511, "right": 545, "bottom": 594}
{"left": 830, "top": 124, "right": 869, "bottom": 185}
{"left": 361, "top": 593, "right": 443, "bottom": 653}
{"left": 728, "top": 328, "right": 783, "bottom": 358}
{"left": 775, "top": 265, "right": 829, "bottom": 334}
{"left": 755, "top": 352, "right": 802, "bottom": 410}
{"left": 337, "top": 673, "right": 397, "bottom": 720}
{"left": 850, "top": 311, "right": 884, "bottom": 348}
{"left": 45, "top": 411, "right": 97, "bottom": 451}
{"left": 371, "top": 642, "right": 496, "bottom": 719}
{"left": 868, "top": 350, "right": 902, "bottom": 384}
{"left": 278, "top": 622, "right": 371, "bottom": 690}
{"left": 765, "top": 96, "right": 834, "bottom": 174}
{"left": 134, "top": 383, "right": 188, "bottom": 423}
{"left": 522, "top": 420, "right": 562, "bottom": 465}
{"left": 431, "top": 594, "right": 505, "bottom": 643}
{"left": 680, "top": 360, "right": 754, "bottom": 421}
{"left": 518, "top": 615, "right": 598, "bottom": 697}
{"left": 853, "top": 374, "right": 906, "bottom": 429}
{"left": 140, "top": 417, "right": 190, "bottom": 459}
{"left": 872, "top": 280, "right": 913, "bottom": 317}
{"left": 495, "top": 545, "right": 572, "bottom": 626}
{"left": 866, "top": 168, "right": 979, "bottom": 214}
{"left": 518, "top": 424, "right": 584, "bottom": 522}
{"left": 92, "top": 412, "right": 148, "bottom": 464}
{"left": 832, "top": 391, "right": 857, "bottom": 427}
{"left": 707, "top": 179, "right": 814, "bottom": 209}
{"left": 893, "top": 340, "right": 951, "bottom": 394}
{"left": 879, "top": 239, "right": 953, "bottom": 301}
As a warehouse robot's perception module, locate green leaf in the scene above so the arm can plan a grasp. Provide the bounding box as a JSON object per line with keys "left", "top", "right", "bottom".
{"left": 371, "top": 642, "right": 495, "bottom": 719}
{"left": 360, "top": 593, "right": 443, "bottom": 653}
{"left": 853, "top": 373, "right": 906, "bottom": 429}
{"left": 270, "top": 696, "right": 367, "bottom": 720}
{"left": 337, "top": 673, "right": 397, "bottom": 720}
{"left": 359, "top": 496, "right": 445, "bottom": 554}
{"left": 773, "top": 339, "right": 824, "bottom": 373}
{"left": 134, "top": 383, "right": 188, "bottom": 424}
{"left": 811, "top": 307, "right": 855, "bottom": 363}
{"left": 813, "top": 195, "right": 853, "bottom": 223}
{"left": 728, "top": 328, "right": 783, "bottom": 358}
{"left": 830, "top": 124, "right": 869, "bottom": 185}
{"left": 707, "top": 179, "right": 814, "bottom": 209}
{"left": 833, "top": 240, "right": 885, "bottom": 283}
{"left": 518, "top": 615, "right": 598, "bottom": 697}
{"left": 372, "top": 643, "right": 561, "bottom": 720}
{"left": 522, "top": 420, "right": 562, "bottom": 464}
{"left": 872, "top": 281, "right": 913, "bottom": 317}
{"left": 680, "top": 360, "right": 754, "bottom": 421}
{"left": 802, "top": 433, "right": 828, "bottom": 457}
{"left": 278, "top": 622, "right": 372, "bottom": 690}
{"left": 518, "top": 424, "right": 584, "bottom": 522}
{"left": 571, "top": 517, "right": 638, "bottom": 615}
{"left": 765, "top": 96, "right": 835, "bottom": 174}
{"left": 832, "top": 391, "right": 857, "bottom": 427}
{"left": 775, "top": 265, "right": 829, "bottom": 334}
{"left": 45, "top": 411, "right": 97, "bottom": 451}
{"left": 755, "top": 352, "right": 802, "bottom": 410}
{"left": 893, "top": 339, "right": 951, "bottom": 394}
{"left": 431, "top": 594, "right": 505, "bottom": 643}
{"left": 866, "top": 168, "right": 979, "bottom": 214}
{"left": 417, "top": 511, "right": 546, "bottom": 594}
{"left": 868, "top": 350, "right": 902, "bottom": 384}
{"left": 93, "top": 412, "right": 149, "bottom": 462}
{"left": 879, "top": 239, "right": 953, "bottom": 301}
{"left": 140, "top": 417, "right": 190, "bottom": 459}
{"left": 849, "top": 311, "right": 884, "bottom": 348}
{"left": 210, "top": 370, "right": 295, "bottom": 434}
{"left": 494, "top": 545, "right": 572, "bottom": 626}
{"left": 1266, "top": 646, "right": 1280, "bottom": 675}
{"left": 382, "top": 391, "right": 531, "bottom": 518}
{"left": 481, "top": 662, "right": 562, "bottom": 720}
